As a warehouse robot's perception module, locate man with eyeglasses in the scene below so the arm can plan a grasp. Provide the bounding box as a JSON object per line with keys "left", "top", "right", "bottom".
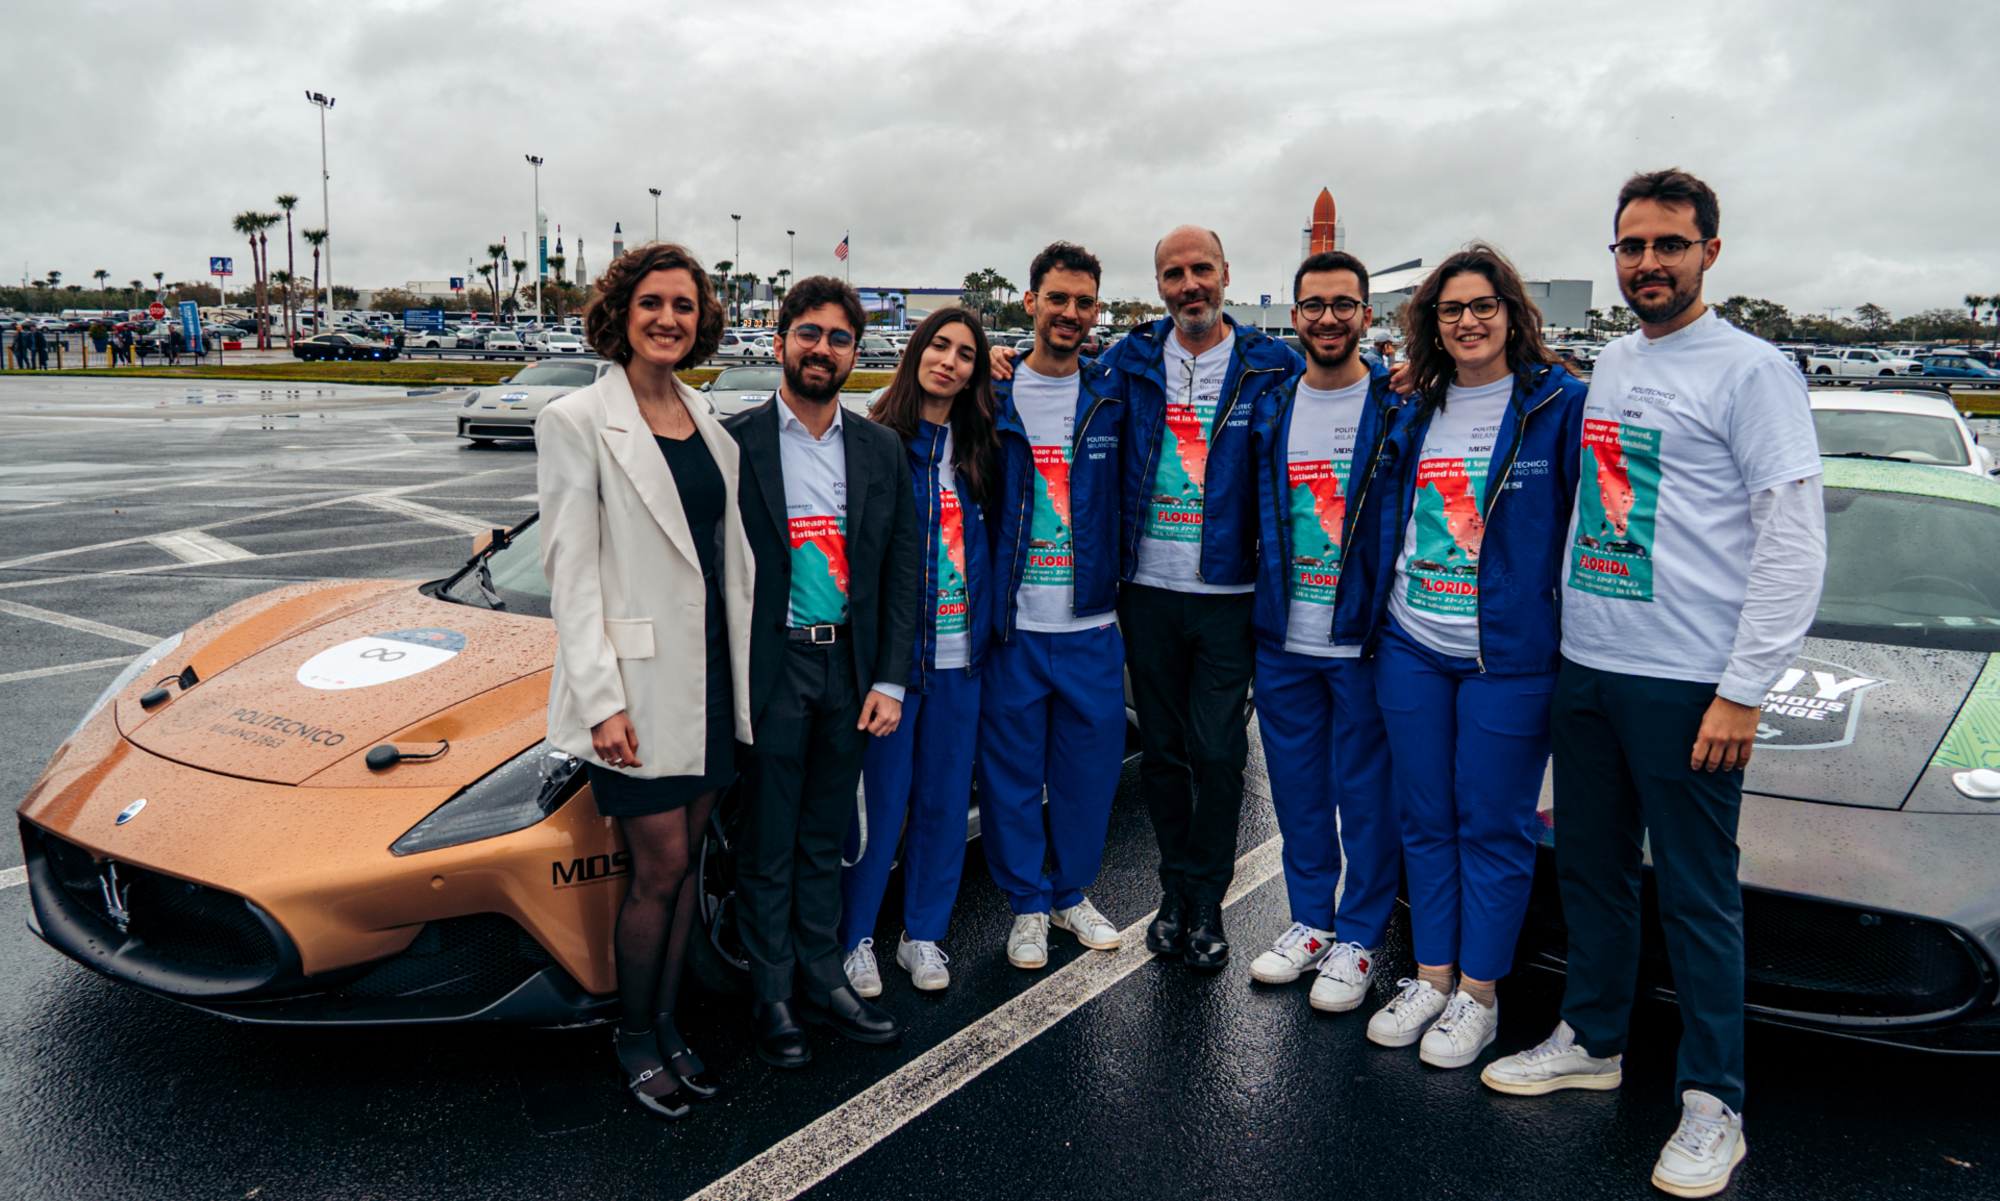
{"left": 1241, "top": 251, "right": 1403, "bottom": 1010}
{"left": 725, "top": 275, "right": 922, "bottom": 1069}
{"left": 1481, "top": 170, "right": 1824, "bottom": 1200}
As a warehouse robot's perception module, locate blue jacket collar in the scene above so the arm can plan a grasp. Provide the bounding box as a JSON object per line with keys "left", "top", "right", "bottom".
{"left": 1119, "top": 312, "right": 1294, "bottom": 389}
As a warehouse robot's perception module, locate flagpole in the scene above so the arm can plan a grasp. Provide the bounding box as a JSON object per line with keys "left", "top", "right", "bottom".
{"left": 845, "top": 231, "right": 850, "bottom": 285}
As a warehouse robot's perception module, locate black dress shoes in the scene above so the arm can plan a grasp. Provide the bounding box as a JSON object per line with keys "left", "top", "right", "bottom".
{"left": 753, "top": 999, "right": 812, "bottom": 1069}
{"left": 800, "top": 984, "right": 903, "bottom": 1044}
{"left": 1185, "top": 900, "right": 1229, "bottom": 969}
{"left": 1146, "top": 891, "right": 1189, "bottom": 955}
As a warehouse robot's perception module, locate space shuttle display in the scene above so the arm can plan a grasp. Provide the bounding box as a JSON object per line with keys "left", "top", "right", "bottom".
{"left": 1310, "top": 188, "right": 1339, "bottom": 254}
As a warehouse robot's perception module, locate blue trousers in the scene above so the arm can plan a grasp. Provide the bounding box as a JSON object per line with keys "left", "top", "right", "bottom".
{"left": 1552, "top": 657, "right": 1746, "bottom": 1112}
{"left": 1253, "top": 645, "right": 1399, "bottom": 946}
{"left": 976, "top": 625, "right": 1127, "bottom": 915}
{"left": 1374, "top": 621, "right": 1554, "bottom": 981}
{"left": 839, "top": 667, "right": 982, "bottom": 951}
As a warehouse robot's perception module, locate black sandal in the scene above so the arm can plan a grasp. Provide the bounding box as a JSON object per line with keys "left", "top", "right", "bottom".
{"left": 616, "top": 1029, "right": 692, "bottom": 1120}
{"left": 658, "top": 1012, "right": 722, "bottom": 1100}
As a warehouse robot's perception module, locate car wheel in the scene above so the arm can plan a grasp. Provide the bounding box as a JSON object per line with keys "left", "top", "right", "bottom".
{"left": 687, "top": 789, "right": 750, "bottom": 996}
{"left": 1880, "top": 369, "right": 1895, "bottom": 377}
{"left": 1815, "top": 366, "right": 1831, "bottom": 375}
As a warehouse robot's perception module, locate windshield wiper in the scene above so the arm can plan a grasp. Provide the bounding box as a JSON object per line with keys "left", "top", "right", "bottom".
{"left": 1826, "top": 451, "right": 1915, "bottom": 462}
{"left": 435, "top": 512, "right": 538, "bottom": 609}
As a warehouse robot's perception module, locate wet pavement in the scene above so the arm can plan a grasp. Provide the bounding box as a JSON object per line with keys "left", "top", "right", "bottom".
{"left": 1, "top": 377, "right": 1996, "bottom": 1200}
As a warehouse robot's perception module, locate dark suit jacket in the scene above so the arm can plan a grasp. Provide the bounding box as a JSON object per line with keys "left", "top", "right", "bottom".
{"left": 724, "top": 395, "right": 922, "bottom": 727}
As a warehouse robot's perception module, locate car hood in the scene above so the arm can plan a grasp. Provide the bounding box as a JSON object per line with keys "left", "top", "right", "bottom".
{"left": 120, "top": 588, "right": 555, "bottom": 786}
{"left": 1743, "top": 635, "right": 1991, "bottom": 812}
{"left": 469, "top": 385, "right": 573, "bottom": 411}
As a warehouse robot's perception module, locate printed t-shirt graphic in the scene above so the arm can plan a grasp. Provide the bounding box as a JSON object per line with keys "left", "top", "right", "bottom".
{"left": 1282, "top": 379, "right": 1369, "bottom": 658}
{"left": 1134, "top": 329, "right": 1248, "bottom": 592}
{"left": 934, "top": 475, "right": 970, "bottom": 663}
{"left": 1388, "top": 377, "right": 1511, "bottom": 657}
{"left": 788, "top": 510, "right": 848, "bottom": 625}
{"left": 1010, "top": 366, "right": 1104, "bottom": 634}
{"left": 1570, "top": 417, "right": 1661, "bottom": 600}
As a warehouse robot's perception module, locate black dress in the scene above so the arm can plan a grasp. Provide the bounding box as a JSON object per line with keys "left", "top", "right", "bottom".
{"left": 586, "top": 432, "right": 737, "bottom": 818}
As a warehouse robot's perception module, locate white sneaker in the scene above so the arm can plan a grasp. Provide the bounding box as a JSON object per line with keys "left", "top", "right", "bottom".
{"left": 1651, "top": 1091, "right": 1746, "bottom": 1198}
{"left": 1249, "top": 922, "right": 1335, "bottom": 984}
{"left": 1307, "top": 942, "right": 1376, "bottom": 1012}
{"left": 843, "top": 937, "right": 882, "bottom": 998}
{"left": 896, "top": 933, "right": 950, "bottom": 991}
{"left": 1007, "top": 912, "right": 1050, "bottom": 970}
{"left": 1365, "top": 978, "right": 1450, "bottom": 1048}
{"left": 1480, "top": 1021, "right": 1623, "bottom": 1095}
{"left": 1418, "top": 990, "right": 1499, "bottom": 1069}
{"left": 1052, "top": 897, "right": 1121, "bottom": 950}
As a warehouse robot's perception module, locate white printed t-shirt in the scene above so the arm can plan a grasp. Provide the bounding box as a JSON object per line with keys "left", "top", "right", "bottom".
{"left": 1133, "top": 327, "right": 1253, "bottom": 595}
{"left": 1010, "top": 366, "right": 1108, "bottom": 634}
{"left": 931, "top": 426, "right": 970, "bottom": 670}
{"left": 1560, "top": 309, "right": 1822, "bottom": 693}
{"left": 1281, "top": 378, "right": 1371, "bottom": 658}
{"left": 1388, "top": 376, "right": 1512, "bottom": 659}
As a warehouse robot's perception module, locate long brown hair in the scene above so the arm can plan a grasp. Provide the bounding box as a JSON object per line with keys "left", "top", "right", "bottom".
{"left": 868, "top": 307, "right": 999, "bottom": 512}
{"left": 583, "top": 243, "right": 725, "bottom": 368}
{"left": 1401, "top": 243, "right": 1557, "bottom": 414}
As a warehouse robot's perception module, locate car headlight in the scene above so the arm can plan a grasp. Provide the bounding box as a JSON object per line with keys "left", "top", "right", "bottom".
{"left": 389, "top": 742, "right": 584, "bottom": 855}
{"left": 67, "top": 631, "right": 183, "bottom": 745}
{"left": 462, "top": 391, "right": 481, "bottom": 407}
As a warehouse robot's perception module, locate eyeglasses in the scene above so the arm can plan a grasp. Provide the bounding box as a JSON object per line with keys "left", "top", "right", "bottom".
{"left": 1434, "top": 296, "right": 1502, "bottom": 324}
{"left": 1037, "top": 291, "right": 1098, "bottom": 313}
{"left": 1295, "top": 297, "right": 1364, "bottom": 322}
{"left": 788, "top": 324, "right": 855, "bottom": 351}
{"left": 1609, "top": 237, "right": 1709, "bottom": 266}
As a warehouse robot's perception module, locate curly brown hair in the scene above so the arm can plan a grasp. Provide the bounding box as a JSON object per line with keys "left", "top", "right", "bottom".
{"left": 1401, "top": 243, "right": 1556, "bottom": 414}
{"left": 584, "top": 243, "right": 725, "bottom": 368}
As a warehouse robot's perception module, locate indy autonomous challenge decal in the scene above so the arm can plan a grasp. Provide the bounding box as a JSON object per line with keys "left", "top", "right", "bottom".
{"left": 296, "top": 628, "right": 466, "bottom": 691}
{"left": 1754, "top": 657, "right": 1889, "bottom": 750}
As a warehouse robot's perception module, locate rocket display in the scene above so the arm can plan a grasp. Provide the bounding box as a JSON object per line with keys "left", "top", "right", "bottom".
{"left": 1309, "top": 188, "right": 1338, "bottom": 255}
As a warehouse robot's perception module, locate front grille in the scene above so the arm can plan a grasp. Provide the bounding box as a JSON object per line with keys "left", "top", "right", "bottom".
{"left": 35, "top": 831, "right": 280, "bottom": 972}
{"left": 1523, "top": 859, "right": 1989, "bottom": 1021}
{"left": 464, "top": 423, "right": 533, "bottom": 438}
{"left": 335, "top": 914, "right": 552, "bottom": 1000}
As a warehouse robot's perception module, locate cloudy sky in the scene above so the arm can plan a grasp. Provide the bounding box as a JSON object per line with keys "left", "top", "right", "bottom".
{"left": 5, "top": 0, "right": 1995, "bottom": 319}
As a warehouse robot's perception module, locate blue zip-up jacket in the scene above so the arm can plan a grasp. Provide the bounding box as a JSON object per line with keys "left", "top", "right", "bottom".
{"left": 1099, "top": 314, "right": 1304, "bottom": 587}
{"left": 989, "top": 359, "right": 1125, "bottom": 643}
{"left": 1250, "top": 358, "right": 1404, "bottom": 652}
{"left": 1334, "top": 363, "right": 1589, "bottom": 674}
{"left": 902, "top": 418, "right": 992, "bottom": 691}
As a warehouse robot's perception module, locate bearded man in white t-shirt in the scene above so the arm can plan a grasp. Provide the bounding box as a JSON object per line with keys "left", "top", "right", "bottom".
{"left": 1481, "top": 169, "right": 1826, "bottom": 1200}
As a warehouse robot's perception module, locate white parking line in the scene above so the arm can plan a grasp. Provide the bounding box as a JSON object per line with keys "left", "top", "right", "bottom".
{"left": 686, "top": 834, "right": 1286, "bottom": 1201}
{"left": 0, "top": 655, "right": 134, "bottom": 684}
{"left": 0, "top": 599, "right": 159, "bottom": 647}
{"left": 1, "top": 866, "right": 24, "bottom": 891}
{"left": 0, "top": 533, "right": 464, "bottom": 592}
{"left": 148, "top": 530, "right": 258, "bottom": 564}
{"left": 357, "top": 495, "right": 494, "bottom": 535}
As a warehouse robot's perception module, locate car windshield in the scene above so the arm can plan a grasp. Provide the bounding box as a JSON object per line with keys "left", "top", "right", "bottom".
{"left": 509, "top": 363, "right": 597, "bottom": 387}
{"left": 436, "top": 519, "right": 551, "bottom": 618}
{"left": 1815, "top": 487, "right": 2000, "bottom": 651}
{"left": 1813, "top": 409, "right": 1969, "bottom": 466}
{"left": 713, "top": 367, "right": 782, "bottom": 391}
{"left": 547, "top": 333, "right": 579, "bottom": 342}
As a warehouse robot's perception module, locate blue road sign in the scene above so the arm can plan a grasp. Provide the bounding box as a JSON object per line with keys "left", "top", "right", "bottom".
{"left": 1260, "top": 294, "right": 1271, "bottom": 306}
{"left": 210, "top": 256, "right": 234, "bottom": 276}
{"left": 178, "top": 301, "right": 204, "bottom": 356}
{"left": 404, "top": 309, "right": 447, "bottom": 331}
{"left": 449, "top": 277, "right": 464, "bottom": 291}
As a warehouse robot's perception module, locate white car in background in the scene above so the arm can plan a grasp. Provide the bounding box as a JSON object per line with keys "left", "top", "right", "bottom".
{"left": 529, "top": 331, "right": 588, "bottom": 355}
{"left": 482, "top": 331, "right": 523, "bottom": 357}
{"left": 457, "top": 360, "right": 614, "bottom": 445}
{"left": 699, "top": 365, "right": 874, "bottom": 419}
{"left": 1807, "top": 347, "right": 1923, "bottom": 381}
{"left": 406, "top": 329, "right": 459, "bottom": 349}
{"left": 1811, "top": 386, "right": 1996, "bottom": 477}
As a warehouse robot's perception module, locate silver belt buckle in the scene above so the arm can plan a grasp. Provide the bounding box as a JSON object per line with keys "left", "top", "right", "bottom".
{"left": 809, "top": 623, "right": 837, "bottom": 645}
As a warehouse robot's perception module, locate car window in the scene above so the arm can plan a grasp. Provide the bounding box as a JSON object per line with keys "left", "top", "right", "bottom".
{"left": 1815, "top": 488, "right": 2000, "bottom": 651}
{"left": 1813, "top": 409, "right": 1970, "bottom": 466}
{"left": 509, "top": 363, "right": 598, "bottom": 387}
{"left": 713, "top": 367, "right": 783, "bottom": 391}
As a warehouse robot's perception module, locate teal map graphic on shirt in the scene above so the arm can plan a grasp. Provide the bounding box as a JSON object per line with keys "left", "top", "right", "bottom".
{"left": 788, "top": 515, "right": 849, "bottom": 625}
{"left": 1145, "top": 400, "right": 1212, "bottom": 543}
{"left": 1287, "top": 457, "right": 1350, "bottom": 605}
{"left": 1569, "top": 418, "right": 1662, "bottom": 602}
{"left": 1404, "top": 455, "right": 1487, "bottom": 616}
{"left": 1025, "top": 444, "right": 1075, "bottom": 587}
{"left": 935, "top": 486, "right": 968, "bottom": 636}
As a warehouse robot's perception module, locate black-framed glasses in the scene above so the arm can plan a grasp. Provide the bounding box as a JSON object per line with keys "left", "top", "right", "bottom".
{"left": 1434, "top": 296, "right": 1502, "bottom": 324}
{"left": 1609, "top": 237, "right": 1709, "bottom": 266}
{"left": 788, "top": 324, "right": 856, "bottom": 351}
{"left": 1295, "top": 297, "right": 1364, "bottom": 322}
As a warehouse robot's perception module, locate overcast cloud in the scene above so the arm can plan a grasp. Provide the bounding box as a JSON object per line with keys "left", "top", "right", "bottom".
{"left": 4, "top": 0, "right": 1995, "bottom": 318}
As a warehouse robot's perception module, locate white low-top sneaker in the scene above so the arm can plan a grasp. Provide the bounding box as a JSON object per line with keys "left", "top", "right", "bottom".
{"left": 843, "top": 937, "right": 882, "bottom": 998}
{"left": 1480, "top": 1021, "right": 1623, "bottom": 1095}
{"left": 1007, "top": 912, "right": 1051, "bottom": 970}
{"left": 1651, "top": 1090, "right": 1746, "bottom": 1199}
{"left": 1365, "top": 978, "right": 1450, "bottom": 1048}
{"left": 1052, "top": 897, "right": 1121, "bottom": 950}
{"left": 896, "top": 933, "right": 951, "bottom": 991}
{"left": 1307, "top": 942, "right": 1375, "bottom": 1012}
{"left": 1249, "top": 922, "right": 1335, "bottom": 984}
{"left": 1418, "top": 991, "right": 1499, "bottom": 1069}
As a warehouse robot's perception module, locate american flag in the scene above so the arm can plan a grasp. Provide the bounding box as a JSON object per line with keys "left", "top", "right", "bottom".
{"left": 834, "top": 235, "right": 849, "bottom": 261}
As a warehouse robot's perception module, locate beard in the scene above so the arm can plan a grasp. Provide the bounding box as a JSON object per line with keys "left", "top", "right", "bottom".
{"left": 1622, "top": 267, "right": 1703, "bottom": 326}
{"left": 1302, "top": 326, "right": 1358, "bottom": 371}
{"left": 782, "top": 351, "right": 851, "bottom": 404}
{"left": 1169, "top": 289, "right": 1223, "bottom": 340}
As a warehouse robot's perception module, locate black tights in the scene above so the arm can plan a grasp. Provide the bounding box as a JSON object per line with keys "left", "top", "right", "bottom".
{"left": 614, "top": 790, "right": 718, "bottom": 1069}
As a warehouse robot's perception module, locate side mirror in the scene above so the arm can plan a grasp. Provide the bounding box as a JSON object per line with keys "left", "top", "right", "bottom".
{"left": 497, "top": 375, "right": 511, "bottom": 384}
{"left": 701, "top": 381, "right": 712, "bottom": 391}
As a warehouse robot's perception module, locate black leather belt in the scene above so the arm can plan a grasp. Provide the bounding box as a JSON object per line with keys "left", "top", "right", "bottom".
{"left": 787, "top": 622, "right": 847, "bottom": 645}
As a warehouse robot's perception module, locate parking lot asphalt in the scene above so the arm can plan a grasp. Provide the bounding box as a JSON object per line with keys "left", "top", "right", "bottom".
{"left": 1, "top": 376, "right": 1996, "bottom": 1201}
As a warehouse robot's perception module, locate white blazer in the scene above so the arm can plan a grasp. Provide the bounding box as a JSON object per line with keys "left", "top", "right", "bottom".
{"left": 537, "top": 363, "right": 755, "bottom": 777}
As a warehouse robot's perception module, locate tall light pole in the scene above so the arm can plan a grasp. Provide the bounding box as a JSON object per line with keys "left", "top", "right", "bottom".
{"left": 648, "top": 188, "right": 661, "bottom": 243}
{"left": 525, "top": 155, "right": 544, "bottom": 321}
{"left": 305, "top": 91, "right": 335, "bottom": 313}
{"left": 730, "top": 214, "right": 742, "bottom": 326}
{"left": 787, "top": 229, "right": 796, "bottom": 287}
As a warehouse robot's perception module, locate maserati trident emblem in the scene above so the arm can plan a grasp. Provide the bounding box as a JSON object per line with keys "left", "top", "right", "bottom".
{"left": 115, "top": 798, "right": 147, "bottom": 825}
{"left": 98, "top": 862, "right": 133, "bottom": 934}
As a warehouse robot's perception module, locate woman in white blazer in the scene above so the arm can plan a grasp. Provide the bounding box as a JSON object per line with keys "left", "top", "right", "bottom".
{"left": 538, "top": 243, "right": 753, "bottom": 1120}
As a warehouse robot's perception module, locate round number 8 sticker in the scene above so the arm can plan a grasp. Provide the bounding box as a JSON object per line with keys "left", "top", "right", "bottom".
{"left": 297, "top": 628, "right": 467, "bottom": 690}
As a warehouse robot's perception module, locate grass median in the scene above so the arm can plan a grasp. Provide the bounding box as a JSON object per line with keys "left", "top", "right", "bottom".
{"left": 21, "top": 361, "right": 897, "bottom": 392}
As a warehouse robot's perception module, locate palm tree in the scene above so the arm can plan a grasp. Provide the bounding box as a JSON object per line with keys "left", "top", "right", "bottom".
{"left": 153, "top": 271, "right": 164, "bottom": 298}
{"left": 509, "top": 259, "right": 525, "bottom": 317}
{"left": 232, "top": 211, "right": 264, "bottom": 331}
{"left": 475, "top": 264, "right": 496, "bottom": 317}
{"left": 301, "top": 228, "right": 327, "bottom": 325}
{"left": 486, "top": 243, "right": 506, "bottom": 322}
{"left": 713, "top": 260, "right": 734, "bottom": 322}
{"left": 276, "top": 195, "right": 299, "bottom": 340}
{"left": 93, "top": 269, "right": 109, "bottom": 304}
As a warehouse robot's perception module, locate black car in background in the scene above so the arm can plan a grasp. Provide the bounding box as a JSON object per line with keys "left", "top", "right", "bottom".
{"left": 292, "top": 333, "right": 400, "bottom": 362}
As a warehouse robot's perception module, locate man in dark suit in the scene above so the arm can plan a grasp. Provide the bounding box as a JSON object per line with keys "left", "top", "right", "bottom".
{"left": 723, "top": 275, "right": 921, "bottom": 1068}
